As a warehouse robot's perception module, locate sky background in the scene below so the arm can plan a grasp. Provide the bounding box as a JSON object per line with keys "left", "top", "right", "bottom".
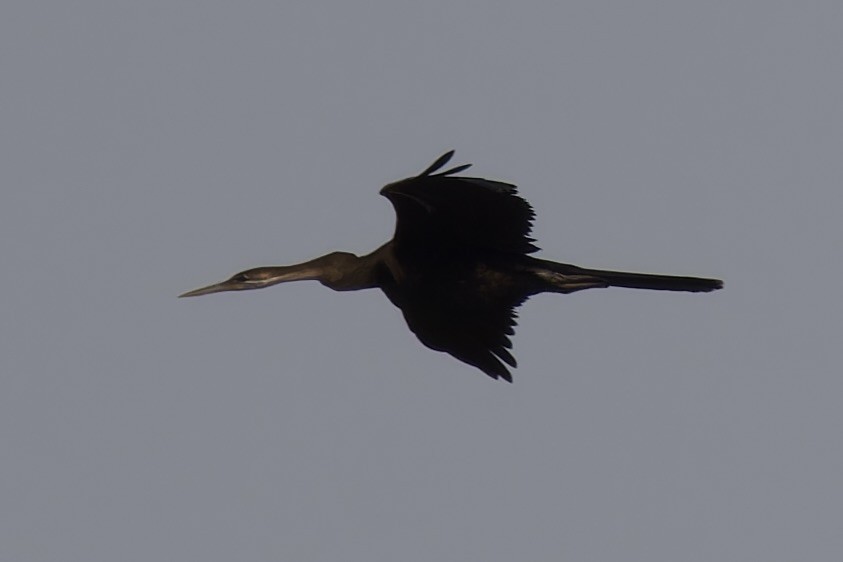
{"left": 2, "top": 1, "right": 842, "bottom": 561}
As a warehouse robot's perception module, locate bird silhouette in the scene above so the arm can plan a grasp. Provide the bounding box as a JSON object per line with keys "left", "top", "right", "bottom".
{"left": 181, "top": 151, "right": 722, "bottom": 381}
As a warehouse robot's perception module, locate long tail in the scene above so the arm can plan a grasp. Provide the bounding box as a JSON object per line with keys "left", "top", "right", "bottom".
{"left": 536, "top": 259, "right": 723, "bottom": 293}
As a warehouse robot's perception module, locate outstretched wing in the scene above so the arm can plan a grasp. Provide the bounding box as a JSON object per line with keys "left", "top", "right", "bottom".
{"left": 395, "top": 293, "right": 526, "bottom": 382}
{"left": 380, "top": 151, "right": 539, "bottom": 255}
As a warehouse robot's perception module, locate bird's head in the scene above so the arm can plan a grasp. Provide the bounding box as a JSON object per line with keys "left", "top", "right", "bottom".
{"left": 178, "top": 267, "right": 298, "bottom": 298}
{"left": 179, "top": 252, "right": 370, "bottom": 298}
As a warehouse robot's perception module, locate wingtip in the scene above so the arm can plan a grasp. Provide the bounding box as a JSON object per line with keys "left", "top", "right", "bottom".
{"left": 486, "top": 363, "right": 514, "bottom": 383}
{"left": 420, "top": 150, "right": 456, "bottom": 176}
{"left": 436, "top": 163, "right": 472, "bottom": 177}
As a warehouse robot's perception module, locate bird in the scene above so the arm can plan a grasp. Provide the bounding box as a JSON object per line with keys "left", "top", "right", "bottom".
{"left": 180, "top": 151, "right": 722, "bottom": 382}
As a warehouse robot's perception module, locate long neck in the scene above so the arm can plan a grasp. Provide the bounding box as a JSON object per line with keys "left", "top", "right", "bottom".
{"left": 283, "top": 251, "right": 382, "bottom": 292}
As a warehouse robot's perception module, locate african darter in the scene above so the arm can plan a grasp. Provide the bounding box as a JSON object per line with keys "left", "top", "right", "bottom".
{"left": 181, "top": 151, "right": 722, "bottom": 381}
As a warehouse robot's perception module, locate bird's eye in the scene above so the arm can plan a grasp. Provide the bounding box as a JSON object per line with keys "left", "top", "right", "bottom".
{"left": 234, "top": 273, "right": 248, "bottom": 282}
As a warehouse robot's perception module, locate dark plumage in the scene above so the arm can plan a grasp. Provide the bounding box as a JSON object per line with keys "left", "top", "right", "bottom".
{"left": 181, "top": 151, "right": 722, "bottom": 381}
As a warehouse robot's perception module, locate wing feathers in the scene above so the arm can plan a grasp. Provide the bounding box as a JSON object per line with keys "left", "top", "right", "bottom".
{"left": 381, "top": 152, "right": 535, "bottom": 382}
{"left": 381, "top": 151, "right": 538, "bottom": 255}
{"left": 419, "top": 150, "right": 455, "bottom": 176}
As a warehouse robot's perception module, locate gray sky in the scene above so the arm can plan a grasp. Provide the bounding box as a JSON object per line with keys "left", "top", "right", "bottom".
{"left": 2, "top": 2, "right": 841, "bottom": 561}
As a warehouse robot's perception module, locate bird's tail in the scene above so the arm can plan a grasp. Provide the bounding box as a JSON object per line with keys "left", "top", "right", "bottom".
{"left": 536, "top": 259, "right": 723, "bottom": 293}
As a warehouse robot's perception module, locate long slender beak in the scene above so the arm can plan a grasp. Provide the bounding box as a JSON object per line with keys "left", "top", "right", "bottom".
{"left": 179, "top": 264, "right": 325, "bottom": 298}
{"left": 179, "top": 281, "right": 237, "bottom": 298}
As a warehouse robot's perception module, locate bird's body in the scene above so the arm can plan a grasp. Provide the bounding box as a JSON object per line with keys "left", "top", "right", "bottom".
{"left": 181, "top": 151, "right": 722, "bottom": 381}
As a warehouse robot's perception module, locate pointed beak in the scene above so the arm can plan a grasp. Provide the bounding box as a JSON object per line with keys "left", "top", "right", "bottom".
{"left": 180, "top": 263, "right": 324, "bottom": 299}
{"left": 179, "top": 281, "right": 238, "bottom": 298}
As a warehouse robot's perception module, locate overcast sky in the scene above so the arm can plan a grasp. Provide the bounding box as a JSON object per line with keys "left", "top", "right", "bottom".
{"left": 2, "top": 2, "right": 842, "bottom": 561}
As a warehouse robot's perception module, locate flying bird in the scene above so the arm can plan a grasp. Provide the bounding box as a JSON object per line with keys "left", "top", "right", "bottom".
{"left": 181, "top": 151, "right": 722, "bottom": 381}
